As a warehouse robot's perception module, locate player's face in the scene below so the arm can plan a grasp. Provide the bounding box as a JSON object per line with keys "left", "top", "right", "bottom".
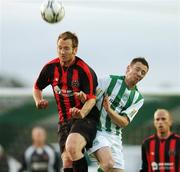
{"left": 154, "top": 110, "right": 172, "bottom": 134}
{"left": 125, "top": 62, "right": 148, "bottom": 87}
{"left": 57, "top": 39, "right": 77, "bottom": 66}
{"left": 32, "top": 129, "right": 46, "bottom": 146}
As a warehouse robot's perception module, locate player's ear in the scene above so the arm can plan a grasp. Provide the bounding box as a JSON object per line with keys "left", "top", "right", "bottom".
{"left": 126, "top": 65, "right": 130, "bottom": 73}
{"left": 73, "top": 47, "right": 78, "bottom": 54}
{"left": 169, "top": 117, "right": 173, "bottom": 127}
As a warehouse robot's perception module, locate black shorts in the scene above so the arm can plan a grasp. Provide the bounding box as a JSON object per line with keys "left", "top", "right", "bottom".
{"left": 57, "top": 118, "right": 98, "bottom": 154}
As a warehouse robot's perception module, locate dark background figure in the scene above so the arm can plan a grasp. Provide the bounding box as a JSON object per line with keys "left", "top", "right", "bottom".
{"left": 19, "top": 126, "right": 60, "bottom": 172}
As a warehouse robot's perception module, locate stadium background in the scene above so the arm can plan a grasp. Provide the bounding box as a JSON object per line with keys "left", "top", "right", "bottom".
{"left": 1, "top": 0, "right": 180, "bottom": 171}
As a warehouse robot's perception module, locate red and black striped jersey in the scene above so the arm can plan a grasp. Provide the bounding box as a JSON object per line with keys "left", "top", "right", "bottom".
{"left": 140, "top": 133, "right": 180, "bottom": 172}
{"left": 34, "top": 56, "right": 98, "bottom": 123}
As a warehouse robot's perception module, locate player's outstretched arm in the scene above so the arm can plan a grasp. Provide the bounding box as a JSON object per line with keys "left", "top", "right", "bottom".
{"left": 80, "top": 98, "right": 96, "bottom": 117}
{"left": 33, "top": 88, "right": 48, "bottom": 109}
{"left": 70, "top": 98, "right": 96, "bottom": 119}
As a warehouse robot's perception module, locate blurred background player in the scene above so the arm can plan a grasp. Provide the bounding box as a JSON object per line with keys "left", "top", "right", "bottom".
{"left": 140, "top": 109, "right": 180, "bottom": 172}
{"left": 0, "top": 144, "right": 10, "bottom": 172}
{"left": 0, "top": 144, "right": 21, "bottom": 172}
{"left": 33, "top": 31, "right": 99, "bottom": 172}
{"left": 19, "top": 126, "right": 60, "bottom": 172}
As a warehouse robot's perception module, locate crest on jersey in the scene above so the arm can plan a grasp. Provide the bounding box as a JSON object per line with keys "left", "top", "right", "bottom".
{"left": 71, "top": 80, "right": 79, "bottom": 88}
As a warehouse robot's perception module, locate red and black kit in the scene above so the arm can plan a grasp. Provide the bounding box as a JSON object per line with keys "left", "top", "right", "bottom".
{"left": 140, "top": 133, "right": 180, "bottom": 172}
{"left": 35, "top": 56, "right": 98, "bottom": 123}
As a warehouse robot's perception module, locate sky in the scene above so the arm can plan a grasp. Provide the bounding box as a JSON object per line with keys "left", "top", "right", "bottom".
{"left": 0, "top": 0, "right": 180, "bottom": 93}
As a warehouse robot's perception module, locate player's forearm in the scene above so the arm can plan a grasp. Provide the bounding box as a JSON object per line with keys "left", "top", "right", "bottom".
{"left": 33, "top": 88, "right": 43, "bottom": 104}
{"left": 80, "top": 98, "right": 96, "bottom": 118}
{"left": 107, "top": 108, "right": 129, "bottom": 128}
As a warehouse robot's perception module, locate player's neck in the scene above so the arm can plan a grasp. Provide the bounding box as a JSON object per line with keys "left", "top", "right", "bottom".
{"left": 124, "top": 78, "right": 135, "bottom": 89}
{"left": 157, "top": 130, "right": 171, "bottom": 139}
{"left": 33, "top": 143, "right": 44, "bottom": 148}
{"left": 60, "top": 56, "right": 76, "bottom": 67}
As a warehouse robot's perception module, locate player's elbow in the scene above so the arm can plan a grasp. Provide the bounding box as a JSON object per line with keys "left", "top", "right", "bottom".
{"left": 117, "top": 118, "right": 129, "bottom": 128}
{"left": 120, "top": 121, "right": 129, "bottom": 128}
{"left": 87, "top": 98, "right": 96, "bottom": 107}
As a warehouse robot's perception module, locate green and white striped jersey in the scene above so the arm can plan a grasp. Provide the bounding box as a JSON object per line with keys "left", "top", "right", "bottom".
{"left": 96, "top": 75, "right": 144, "bottom": 135}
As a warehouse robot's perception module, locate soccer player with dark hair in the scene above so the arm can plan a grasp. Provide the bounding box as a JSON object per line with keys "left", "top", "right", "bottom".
{"left": 140, "top": 109, "right": 180, "bottom": 172}
{"left": 78, "top": 57, "right": 149, "bottom": 172}
{"left": 33, "top": 31, "right": 99, "bottom": 172}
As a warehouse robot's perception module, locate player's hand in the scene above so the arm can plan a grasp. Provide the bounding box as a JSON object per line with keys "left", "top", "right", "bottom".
{"left": 36, "top": 99, "right": 49, "bottom": 109}
{"left": 103, "top": 95, "right": 111, "bottom": 112}
{"left": 74, "top": 91, "right": 87, "bottom": 103}
{"left": 70, "top": 107, "right": 84, "bottom": 119}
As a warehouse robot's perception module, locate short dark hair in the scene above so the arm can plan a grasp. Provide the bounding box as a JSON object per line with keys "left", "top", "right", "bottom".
{"left": 57, "top": 31, "right": 78, "bottom": 48}
{"left": 130, "top": 57, "right": 149, "bottom": 69}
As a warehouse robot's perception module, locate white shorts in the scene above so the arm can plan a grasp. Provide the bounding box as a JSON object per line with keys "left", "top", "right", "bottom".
{"left": 88, "top": 130, "right": 125, "bottom": 169}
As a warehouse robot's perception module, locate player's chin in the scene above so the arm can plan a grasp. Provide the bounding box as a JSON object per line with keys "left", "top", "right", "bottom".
{"left": 132, "top": 80, "right": 138, "bottom": 86}
{"left": 158, "top": 127, "right": 164, "bottom": 131}
{"left": 60, "top": 57, "right": 66, "bottom": 62}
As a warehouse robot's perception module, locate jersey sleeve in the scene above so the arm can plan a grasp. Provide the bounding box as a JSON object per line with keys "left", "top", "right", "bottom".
{"left": 34, "top": 64, "right": 51, "bottom": 90}
{"left": 80, "top": 66, "right": 98, "bottom": 100}
{"left": 96, "top": 77, "right": 110, "bottom": 99}
{"left": 121, "top": 97, "right": 144, "bottom": 122}
{"left": 96, "top": 77, "right": 111, "bottom": 110}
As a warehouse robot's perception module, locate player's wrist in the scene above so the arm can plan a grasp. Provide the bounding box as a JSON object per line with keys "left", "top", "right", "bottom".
{"left": 107, "top": 107, "right": 113, "bottom": 115}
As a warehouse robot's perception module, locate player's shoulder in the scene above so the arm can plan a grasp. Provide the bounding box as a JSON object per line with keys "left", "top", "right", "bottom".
{"left": 172, "top": 133, "right": 180, "bottom": 139}
{"left": 75, "top": 56, "right": 96, "bottom": 74}
{"left": 109, "top": 75, "right": 123, "bottom": 80}
{"left": 98, "top": 74, "right": 120, "bottom": 84}
{"left": 44, "top": 144, "right": 58, "bottom": 156}
{"left": 76, "top": 56, "right": 88, "bottom": 66}
{"left": 105, "top": 75, "right": 123, "bottom": 85}
{"left": 42, "top": 58, "right": 59, "bottom": 71}
{"left": 133, "top": 85, "right": 144, "bottom": 101}
{"left": 45, "top": 144, "right": 55, "bottom": 150}
{"left": 24, "top": 145, "right": 35, "bottom": 155}
{"left": 99, "top": 75, "right": 123, "bottom": 87}
{"left": 142, "top": 134, "right": 156, "bottom": 144}
{"left": 136, "top": 88, "right": 144, "bottom": 98}
{"left": 46, "top": 57, "right": 59, "bottom": 65}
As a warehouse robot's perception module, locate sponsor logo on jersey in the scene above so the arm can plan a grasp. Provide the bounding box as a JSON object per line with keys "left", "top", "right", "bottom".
{"left": 151, "top": 162, "right": 174, "bottom": 170}
{"left": 54, "top": 85, "right": 74, "bottom": 97}
{"left": 151, "top": 162, "right": 158, "bottom": 170}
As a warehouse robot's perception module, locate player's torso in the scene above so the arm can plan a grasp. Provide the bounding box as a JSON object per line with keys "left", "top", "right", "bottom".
{"left": 31, "top": 151, "right": 49, "bottom": 172}
{"left": 25, "top": 146, "right": 55, "bottom": 172}
{"left": 145, "top": 135, "right": 180, "bottom": 172}
{"left": 98, "top": 75, "right": 139, "bottom": 135}
{"left": 48, "top": 61, "right": 84, "bottom": 122}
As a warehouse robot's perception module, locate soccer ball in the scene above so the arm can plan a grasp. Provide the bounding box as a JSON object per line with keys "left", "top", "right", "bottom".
{"left": 40, "top": 0, "right": 65, "bottom": 24}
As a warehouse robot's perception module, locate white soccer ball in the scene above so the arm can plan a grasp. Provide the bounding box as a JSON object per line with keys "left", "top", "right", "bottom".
{"left": 40, "top": 0, "right": 65, "bottom": 24}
